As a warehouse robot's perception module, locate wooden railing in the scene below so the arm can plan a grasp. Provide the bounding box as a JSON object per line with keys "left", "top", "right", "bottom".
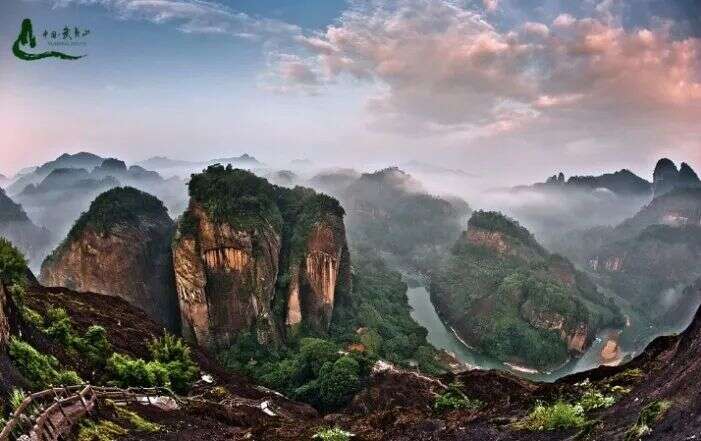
{"left": 0, "top": 385, "right": 184, "bottom": 441}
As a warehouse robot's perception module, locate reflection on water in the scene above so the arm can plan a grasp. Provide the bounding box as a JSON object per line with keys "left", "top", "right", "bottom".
{"left": 405, "top": 282, "right": 630, "bottom": 382}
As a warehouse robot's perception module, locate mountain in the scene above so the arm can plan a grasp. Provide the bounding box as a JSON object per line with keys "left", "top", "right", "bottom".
{"left": 173, "top": 165, "right": 351, "bottom": 350}
{"left": 573, "top": 188, "right": 701, "bottom": 328}
{"left": 137, "top": 156, "right": 199, "bottom": 170}
{"left": 10, "top": 156, "right": 189, "bottom": 264}
{"left": 207, "top": 153, "right": 261, "bottom": 168}
{"left": 6, "top": 152, "right": 105, "bottom": 195}
{"left": 0, "top": 189, "right": 52, "bottom": 269}
{"left": 0, "top": 174, "right": 8, "bottom": 187}
{"left": 402, "top": 160, "right": 474, "bottom": 177}
{"left": 653, "top": 158, "right": 701, "bottom": 197}
{"left": 40, "top": 187, "right": 180, "bottom": 330}
{"left": 311, "top": 167, "right": 470, "bottom": 269}
{"left": 430, "top": 211, "right": 624, "bottom": 370}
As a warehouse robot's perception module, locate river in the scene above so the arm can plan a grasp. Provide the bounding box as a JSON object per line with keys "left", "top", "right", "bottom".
{"left": 405, "top": 282, "right": 629, "bottom": 382}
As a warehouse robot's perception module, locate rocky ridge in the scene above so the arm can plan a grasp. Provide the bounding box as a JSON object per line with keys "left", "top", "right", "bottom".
{"left": 173, "top": 165, "right": 351, "bottom": 351}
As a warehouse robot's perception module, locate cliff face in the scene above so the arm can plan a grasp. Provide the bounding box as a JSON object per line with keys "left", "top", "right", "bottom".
{"left": 285, "top": 222, "right": 350, "bottom": 332}
{"left": 430, "top": 211, "right": 623, "bottom": 370}
{"left": 174, "top": 202, "right": 281, "bottom": 349}
{"left": 39, "top": 187, "right": 179, "bottom": 330}
{"left": 174, "top": 165, "right": 350, "bottom": 351}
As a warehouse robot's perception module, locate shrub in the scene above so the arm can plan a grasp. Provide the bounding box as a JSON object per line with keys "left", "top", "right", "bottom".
{"left": 149, "top": 333, "right": 192, "bottom": 365}
{"left": 8, "top": 337, "right": 83, "bottom": 388}
{"left": 56, "top": 370, "right": 83, "bottom": 386}
{"left": 107, "top": 343, "right": 198, "bottom": 394}
{"left": 45, "top": 307, "right": 75, "bottom": 346}
{"left": 77, "top": 420, "right": 127, "bottom": 441}
{"left": 433, "top": 382, "right": 483, "bottom": 413}
{"left": 107, "top": 353, "right": 160, "bottom": 388}
{"left": 515, "top": 401, "right": 586, "bottom": 431}
{"left": 0, "top": 238, "right": 26, "bottom": 286}
{"left": 624, "top": 400, "right": 672, "bottom": 441}
{"left": 40, "top": 309, "right": 111, "bottom": 367}
{"left": 316, "top": 356, "right": 361, "bottom": 410}
{"left": 578, "top": 389, "right": 616, "bottom": 412}
{"left": 112, "top": 402, "right": 161, "bottom": 432}
{"left": 298, "top": 338, "right": 339, "bottom": 377}
{"left": 149, "top": 334, "right": 199, "bottom": 392}
{"left": 83, "top": 325, "right": 111, "bottom": 365}
{"left": 312, "top": 427, "right": 354, "bottom": 441}
{"left": 9, "top": 389, "right": 25, "bottom": 411}
{"left": 21, "top": 307, "right": 44, "bottom": 328}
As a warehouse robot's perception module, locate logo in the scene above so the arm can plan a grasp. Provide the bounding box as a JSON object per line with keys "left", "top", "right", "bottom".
{"left": 13, "top": 18, "right": 88, "bottom": 61}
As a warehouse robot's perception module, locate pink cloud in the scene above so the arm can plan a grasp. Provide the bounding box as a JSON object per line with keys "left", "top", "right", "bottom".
{"left": 266, "top": 0, "right": 701, "bottom": 160}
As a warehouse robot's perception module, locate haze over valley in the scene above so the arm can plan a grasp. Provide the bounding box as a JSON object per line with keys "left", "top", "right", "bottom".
{"left": 4, "top": 0, "right": 701, "bottom": 439}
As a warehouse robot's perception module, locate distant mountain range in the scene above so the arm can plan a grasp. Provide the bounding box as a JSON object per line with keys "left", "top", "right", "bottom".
{"left": 137, "top": 153, "right": 262, "bottom": 171}
{"left": 521, "top": 158, "right": 701, "bottom": 199}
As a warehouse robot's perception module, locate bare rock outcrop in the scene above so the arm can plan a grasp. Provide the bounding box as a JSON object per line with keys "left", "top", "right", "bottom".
{"left": 39, "top": 187, "right": 179, "bottom": 330}
{"left": 174, "top": 165, "right": 350, "bottom": 351}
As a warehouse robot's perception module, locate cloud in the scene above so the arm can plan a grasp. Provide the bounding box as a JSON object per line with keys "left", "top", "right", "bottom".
{"left": 260, "top": 53, "right": 323, "bottom": 94}
{"left": 50, "top": 0, "right": 300, "bottom": 39}
{"left": 266, "top": 0, "right": 701, "bottom": 161}
{"left": 483, "top": 0, "right": 498, "bottom": 13}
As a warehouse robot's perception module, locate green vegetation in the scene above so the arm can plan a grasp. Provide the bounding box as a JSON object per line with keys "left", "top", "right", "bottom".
{"left": 112, "top": 403, "right": 162, "bottom": 433}
{"left": 219, "top": 244, "right": 443, "bottom": 410}
{"left": 433, "top": 382, "right": 484, "bottom": 413}
{"left": 516, "top": 377, "right": 631, "bottom": 433}
{"left": 329, "top": 246, "right": 443, "bottom": 374}
{"left": 28, "top": 307, "right": 111, "bottom": 368}
{"left": 221, "top": 336, "right": 367, "bottom": 411}
{"left": 573, "top": 378, "right": 625, "bottom": 412}
{"left": 624, "top": 400, "right": 672, "bottom": 440}
{"left": 0, "top": 238, "right": 27, "bottom": 286}
{"left": 8, "top": 337, "right": 82, "bottom": 388}
{"left": 430, "top": 211, "right": 624, "bottom": 370}
{"left": 107, "top": 334, "right": 198, "bottom": 393}
{"left": 468, "top": 210, "right": 540, "bottom": 249}
{"left": 515, "top": 402, "right": 586, "bottom": 431}
{"left": 9, "top": 389, "right": 25, "bottom": 411}
{"left": 312, "top": 427, "right": 354, "bottom": 441}
{"left": 186, "top": 165, "right": 283, "bottom": 234}
{"left": 66, "top": 187, "right": 168, "bottom": 241}
{"left": 77, "top": 420, "right": 127, "bottom": 441}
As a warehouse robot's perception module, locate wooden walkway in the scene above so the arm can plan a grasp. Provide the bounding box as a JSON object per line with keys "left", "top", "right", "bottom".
{"left": 0, "top": 385, "right": 183, "bottom": 441}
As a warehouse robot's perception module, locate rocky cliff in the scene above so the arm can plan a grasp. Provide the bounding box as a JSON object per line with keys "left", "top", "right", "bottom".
{"left": 430, "top": 211, "right": 624, "bottom": 370}
{"left": 39, "top": 187, "right": 179, "bottom": 330}
{"left": 0, "top": 188, "right": 52, "bottom": 269}
{"left": 173, "top": 165, "right": 350, "bottom": 351}
{"left": 653, "top": 158, "right": 701, "bottom": 197}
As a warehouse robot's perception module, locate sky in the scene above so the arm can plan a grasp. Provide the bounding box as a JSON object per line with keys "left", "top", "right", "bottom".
{"left": 1, "top": 0, "right": 700, "bottom": 187}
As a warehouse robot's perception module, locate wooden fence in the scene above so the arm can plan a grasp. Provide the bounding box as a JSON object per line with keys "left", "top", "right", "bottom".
{"left": 0, "top": 385, "right": 183, "bottom": 441}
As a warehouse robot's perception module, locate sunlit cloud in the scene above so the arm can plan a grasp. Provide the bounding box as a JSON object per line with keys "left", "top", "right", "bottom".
{"left": 266, "top": 0, "right": 701, "bottom": 163}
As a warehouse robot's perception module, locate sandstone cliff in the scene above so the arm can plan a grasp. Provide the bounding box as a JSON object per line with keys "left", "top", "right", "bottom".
{"left": 173, "top": 165, "right": 350, "bottom": 351}
{"left": 39, "top": 187, "right": 179, "bottom": 330}
{"left": 430, "top": 211, "right": 623, "bottom": 370}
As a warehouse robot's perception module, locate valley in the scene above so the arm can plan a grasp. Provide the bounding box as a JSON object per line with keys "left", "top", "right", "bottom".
{"left": 0, "top": 153, "right": 700, "bottom": 440}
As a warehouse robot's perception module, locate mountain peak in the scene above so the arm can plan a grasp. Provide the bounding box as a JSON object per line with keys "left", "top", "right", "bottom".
{"left": 653, "top": 158, "right": 700, "bottom": 197}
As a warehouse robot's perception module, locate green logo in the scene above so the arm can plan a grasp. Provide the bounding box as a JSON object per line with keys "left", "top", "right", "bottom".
{"left": 13, "top": 18, "right": 85, "bottom": 61}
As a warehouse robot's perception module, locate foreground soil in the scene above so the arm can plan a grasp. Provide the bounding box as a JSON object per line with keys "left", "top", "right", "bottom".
{"left": 16, "top": 283, "right": 701, "bottom": 441}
